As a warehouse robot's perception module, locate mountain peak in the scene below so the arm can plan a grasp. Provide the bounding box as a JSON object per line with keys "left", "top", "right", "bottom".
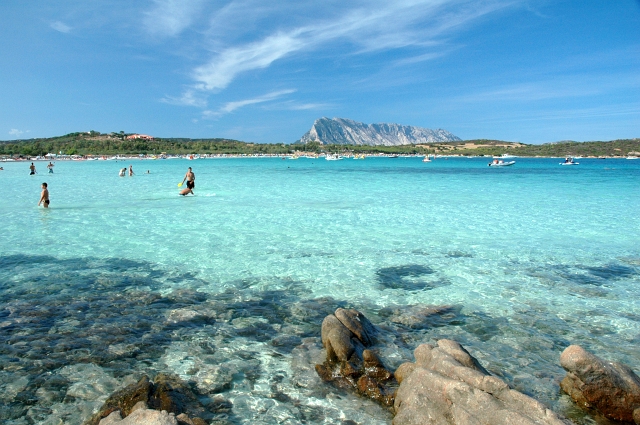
{"left": 298, "top": 117, "right": 461, "bottom": 146}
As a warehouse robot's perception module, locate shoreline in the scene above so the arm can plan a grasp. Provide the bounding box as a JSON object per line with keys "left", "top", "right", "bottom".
{"left": 2, "top": 154, "right": 638, "bottom": 162}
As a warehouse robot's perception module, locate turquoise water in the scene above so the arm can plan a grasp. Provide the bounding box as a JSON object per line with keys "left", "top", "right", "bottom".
{"left": 1, "top": 157, "right": 639, "bottom": 424}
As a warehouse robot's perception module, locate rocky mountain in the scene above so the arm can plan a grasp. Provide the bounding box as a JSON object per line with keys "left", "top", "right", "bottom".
{"left": 298, "top": 117, "right": 461, "bottom": 146}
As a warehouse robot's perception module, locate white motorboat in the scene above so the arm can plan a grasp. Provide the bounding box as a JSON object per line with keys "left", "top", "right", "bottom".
{"left": 488, "top": 160, "right": 515, "bottom": 167}
{"left": 325, "top": 154, "right": 343, "bottom": 161}
{"left": 560, "top": 158, "right": 579, "bottom": 165}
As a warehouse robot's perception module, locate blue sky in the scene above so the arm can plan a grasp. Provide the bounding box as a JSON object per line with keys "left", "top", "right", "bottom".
{"left": 1, "top": 0, "right": 639, "bottom": 143}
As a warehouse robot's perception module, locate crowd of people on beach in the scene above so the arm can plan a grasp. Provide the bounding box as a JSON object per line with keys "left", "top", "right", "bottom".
{"left": 34, "top": 163, "right": 197, "bottom": 208}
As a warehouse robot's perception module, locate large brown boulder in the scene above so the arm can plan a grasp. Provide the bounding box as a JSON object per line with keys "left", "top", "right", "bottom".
{"left": 335, "top": 308, "right": 377, "bottom": 346}
{"left": 560, "top": 344, "right": 640, "bottom": 423}
{"left": 316, "top": 308, "right": 396, "bottom": 407}
{"left": 393, "top": 340, "right": 571, "bottom": 425}
{"left": 321, "top": 314, "right": 356, "bottom": 362}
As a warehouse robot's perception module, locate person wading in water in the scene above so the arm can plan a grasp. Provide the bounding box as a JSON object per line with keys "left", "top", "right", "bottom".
{"left": 181, "top": 167, "right": 195, "bottom": 193}
{"left": 38, "top": 182, "right": 49, "bottom": 208}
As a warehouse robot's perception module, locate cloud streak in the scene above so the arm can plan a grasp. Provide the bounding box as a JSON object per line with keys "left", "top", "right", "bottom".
{"left": 50, "top": 21, "right": 71, "bottom": 33}
{"left": 457, "top": 72, "right": 640, "bottom": 103}
{"left": 161, "top": 89, "right": 208, "bottom": 107}
{"left": 9, "top": 129, "right": 28, "bottom": 137}
{"left": 194, "top": 32, "right": 306, "bottom": 91}
{"left": 203, "top": 89, "right": 296, "bottom": 118}
{"left": 180, "top": 0, "right": 516, "bottom": 99}
{"left": 143, "top": 0, "right": 205, "bottom": 38}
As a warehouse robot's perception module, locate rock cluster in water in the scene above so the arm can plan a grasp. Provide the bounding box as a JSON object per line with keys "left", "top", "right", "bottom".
{"left": 298, "top": 117, "right": 461, "bottom": 146}
{"left": 560, "top": 345, "right": 640, "bottom": 424}
{"left": 315, "top": 308, "right": 396, "bottom": 407}
{"left": 6, "top": 254, "right": 640, "bottom": 425}
{"left": 316, "top": 308, "right": 573, "bottom": 424}
{"left": 85, "top": 374, "right": 222, "bottom": 425}
{"left": 394, "top": 340, "right": 571, "bottom": 425}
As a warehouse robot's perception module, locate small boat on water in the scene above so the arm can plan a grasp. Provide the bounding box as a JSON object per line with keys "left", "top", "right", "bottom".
{"left": 627, "top": 156, "right": 639, "bottom": 160}
{"left": 488, "top": 160, "right": 515, "bottom": 167}
{"left": 560, "top": 157, "right": 579, "bottom": 165}
{"left": 325, "top": 154, "right": 343, "bottom": 161}
{"left": 422, "top": 154, "right": 435, "bottom": 162}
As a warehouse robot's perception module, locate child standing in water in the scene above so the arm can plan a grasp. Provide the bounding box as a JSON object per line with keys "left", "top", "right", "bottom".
{"left": 38, "top": 183, "right": 49, "bottom": 208}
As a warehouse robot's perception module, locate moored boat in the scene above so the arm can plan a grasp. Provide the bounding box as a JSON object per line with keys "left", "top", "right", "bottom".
{"left": 488, "top": 160, "right": 515, "bottom": 167}
{"left": 560, "top": 157, "right": 579, "bottom": 165}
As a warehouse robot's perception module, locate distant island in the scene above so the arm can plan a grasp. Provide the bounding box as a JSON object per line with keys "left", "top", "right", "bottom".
{"left": 1, "top": 129, "right": 639, "bottom": 159}
{"left": 298, "top": 117, "right": 461, "bottom": 146}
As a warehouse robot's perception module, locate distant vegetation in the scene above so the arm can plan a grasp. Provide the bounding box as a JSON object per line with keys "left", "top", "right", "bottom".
{"left": 1, "top": 131, "right": 638, "bottom": 157}
{"left": 0, "top": 131, "right": 290, "bottom": 156}
{"left": 453, "top": 139, "right": 640, "bottom": 157}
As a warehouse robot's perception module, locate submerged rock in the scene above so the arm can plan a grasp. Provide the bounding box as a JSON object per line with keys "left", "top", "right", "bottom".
{"left": 99, "top": 402, "right": 179, "bottom": 425}
{"left": 316, "top": 308, "right": 397, "bottom": 407}
{"left": 393, "top": 340, "right": 571, "bottom": 425}
{"left": 85, "top": 374, "right": 210, "bottom": 425}
{"left": 560, "top": 344, "right": 640, "bottom": 423}
{"left": 377, "top": 304, "right": 462, "bottom": 330}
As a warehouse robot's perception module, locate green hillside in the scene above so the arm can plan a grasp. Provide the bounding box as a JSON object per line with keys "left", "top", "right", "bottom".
{"left": 1, "top": 131, "right": 638, "bottom": 157}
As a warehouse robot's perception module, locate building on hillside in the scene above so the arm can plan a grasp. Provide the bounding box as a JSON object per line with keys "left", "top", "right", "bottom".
{"left": 126, "top": 134, "right": 154, "bottom": 140}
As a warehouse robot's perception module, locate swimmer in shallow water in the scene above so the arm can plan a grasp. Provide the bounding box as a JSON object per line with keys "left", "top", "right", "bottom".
{"left": 180, "top": 187, "right": 193, "bottom": 196}
{"left": 119, "top": 168, "right": 126, "bottom": 177}
{"left": 181, "top": 167, "right": 195, "bottom": 191}
{"left": 38, "top": 182, "right": 49, "bottom": 208}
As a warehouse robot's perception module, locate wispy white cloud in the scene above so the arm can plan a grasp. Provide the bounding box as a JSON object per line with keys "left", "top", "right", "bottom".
{"left": 393, "top": 50, "right": 451, "bottom": 66}
{"left": 50, "top": 21, "right": 72, "bottom": 33}
{"left": 152, "top": 0, "right": 518, "bottom": 110}
{"left": 265, "top": 100, "right": 333, "bottom": 111}
{"left": 143, "top": 0, "right": 205, "bottom": 38}
{"left": 161, "top": 89, "right": 208, "bottom": 107}
{"left": 189, "top": 0, "right": 515, "bottom": 94}
{"left": 9, "top": 129, "right": 29, "bottom": 137}
{"left": 286, "top": 103, "right": 331, "bottom": 111}
{"left": 194, "top": 32, "right": 306, "bottom": 91}
{"left": 203, "top": 89, "right": 296, "bottom": 118}
{"left": 458, "top": 72, "right": 640, "bottom": 103}
{"left": 458, "top": 103, "right": 640, "bottom": 126}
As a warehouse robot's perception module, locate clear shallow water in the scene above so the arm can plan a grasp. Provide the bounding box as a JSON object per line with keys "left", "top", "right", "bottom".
{"left": 1, "top": 157, "right": 639, "bottom": 424}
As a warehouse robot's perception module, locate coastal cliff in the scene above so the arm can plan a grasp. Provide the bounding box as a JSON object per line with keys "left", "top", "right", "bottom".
{"left": 298, "top": 117, "right": 461, "bottom": 146}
